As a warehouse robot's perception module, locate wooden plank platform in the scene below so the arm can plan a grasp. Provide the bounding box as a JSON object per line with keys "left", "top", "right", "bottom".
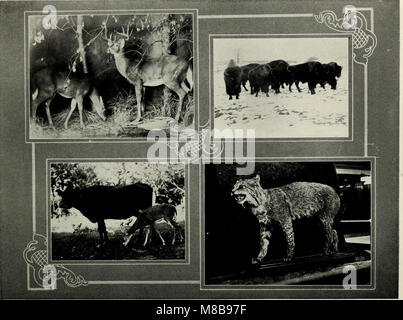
{"left": 208, "top": 245, "right": 370, "bottom": 285}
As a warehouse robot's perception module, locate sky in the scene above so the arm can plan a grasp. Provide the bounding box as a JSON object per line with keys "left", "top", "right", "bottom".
{"left": 213, "top": 37, "right": 349, "bottom": 66}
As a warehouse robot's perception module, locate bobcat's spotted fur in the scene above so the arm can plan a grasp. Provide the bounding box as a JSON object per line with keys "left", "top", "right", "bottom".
{"left": 232, "top": 175, "right": 340, "bottom": 263}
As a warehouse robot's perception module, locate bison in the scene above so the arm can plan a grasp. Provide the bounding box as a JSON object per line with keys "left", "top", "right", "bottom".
{"left": 248, "top": 64, "right": 273, "bottom": 97}
{"left": 266, "top": 59, "right": 291, "bottom": 93}
{"left": 56, "top": 182, "right": 153, "bottom": 244}
{"left": 239, "top": 63, "right": 259, "bottom": 91}
{"left": 224, "top": 59, "right": 242, "bottom": 100}
{"left": 321, "top": 62, "right": 342, "bottom": 90}
{"left": 288, "top": 61, "right": 325, "bottom": 94}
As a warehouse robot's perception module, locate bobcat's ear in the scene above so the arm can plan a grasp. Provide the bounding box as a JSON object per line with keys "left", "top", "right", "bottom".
{"left": 255, "top": 174, "right": 260, "bottom": 183}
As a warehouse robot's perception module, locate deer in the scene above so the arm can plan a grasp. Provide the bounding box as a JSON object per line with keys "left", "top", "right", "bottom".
{"left": 31, "top": 67, "right": 106, "bottom": 129}
{"left": 123, "top": 203, "right": 184, "bottom": 247}
{"left": 105, "top": 23, "right": 193, "bottom": 123}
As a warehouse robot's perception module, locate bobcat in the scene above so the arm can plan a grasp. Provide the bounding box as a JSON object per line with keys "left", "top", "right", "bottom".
{"left": 231, "top": 175, "right": 340, "bottom": 264}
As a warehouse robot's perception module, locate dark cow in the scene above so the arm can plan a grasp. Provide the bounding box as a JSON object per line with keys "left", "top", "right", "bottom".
{"left": 239, "top": 63, "right": 259, "bottom": 91}
{"left": 321, "top": 62, "right": 342, "bottom": 90}
{"left": 224, "top": 59, "right": 242, "bottom": 100}
{"left": 56, "top": 182, "right": 153, "bottom": 243}
{"left": 266, "top": 60, "right": 290, "bottom": 93}
{"left": 123, "top": 203, "right": 183, "bottom": 247}
{"left": 248, "top": 64, "right": 272, "bottom": 97}
{"left": 288, "top": 61, "right": 325, "bottom": 94}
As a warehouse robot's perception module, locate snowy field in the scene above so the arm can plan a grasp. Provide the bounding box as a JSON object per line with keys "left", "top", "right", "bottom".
{"left": 212, "top": 38, "right": 349, "bottom": 139}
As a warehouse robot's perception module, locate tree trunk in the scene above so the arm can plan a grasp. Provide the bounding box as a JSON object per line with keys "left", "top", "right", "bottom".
{"left": 76, "top": 15, "right": 88, "bottom": 73}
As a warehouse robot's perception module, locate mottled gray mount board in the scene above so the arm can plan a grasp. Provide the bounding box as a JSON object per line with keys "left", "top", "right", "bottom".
{"left": 0, "top": 0, "right": 399, "bottom": 299}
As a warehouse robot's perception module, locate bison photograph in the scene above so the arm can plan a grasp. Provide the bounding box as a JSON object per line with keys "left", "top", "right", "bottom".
{"left": 28, "top": 13, "right": 194, "bottom": 140}
{"left": 50, "top": 161, "right": 186, "bottom": 261}
{"left": 213, "top": 37, "right": 348, "bottom": 139}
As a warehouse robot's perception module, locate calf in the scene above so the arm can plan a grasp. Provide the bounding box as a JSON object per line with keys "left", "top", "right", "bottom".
{"left": 224, "top": 59, "right": 242, "bottom": 100}
{"left": 56, "top": 183, "right": 153, "bottom": 243}
{"left": 321, "top": 62, "right": 342, "bottom": 90}
{"left": 248, "top": 64, "right": 272, "bottom": 97}
{"left": 288, "top": 62, "right": 325, "bottom": 94}
{"left": 239, "top": 63, "right": 259, "bottom": 91}
{"left": 123, "top": 203, "right": 183, "bottom": 247}
{"left": 267, "top": 60, "right": 291, "bottom": 93}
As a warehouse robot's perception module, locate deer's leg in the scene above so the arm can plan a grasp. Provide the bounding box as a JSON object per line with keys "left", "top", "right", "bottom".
{"left": 76, "top": 95, "right": 85, "bottom": 128}
{"left": 134, "top": 82, "right": 143, "bottom": 123}
{"left": 44, "top": 98, "right": 55, "bottom": 128}
{"left": 167, "top": 218, "right": 183, "bottom": 245}
{"left": 162, "top": 87, "right": 171, "bottom": 117}
{"left": 153, "top": 224, "right": 166, "bottom": 246}
{"left": 142, "top": 225, "right": 151, "bottom": 246}
{"left": 64, "top": 98, "right": 77, "bottom": 129}
{"left": 165, "top": 82, "right": 186, "bottom": 122}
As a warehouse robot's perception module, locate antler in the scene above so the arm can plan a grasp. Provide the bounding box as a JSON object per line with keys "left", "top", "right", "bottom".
{"left": 101, "top": 18, "right": 115, "bottom": 44}
{"left": 116, "top": 20, "right": 133, "bottom": 40}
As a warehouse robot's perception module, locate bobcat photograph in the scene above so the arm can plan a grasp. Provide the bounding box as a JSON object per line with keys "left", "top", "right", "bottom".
{"left": 204, "top": 162, "right": 371, "bottom": 286}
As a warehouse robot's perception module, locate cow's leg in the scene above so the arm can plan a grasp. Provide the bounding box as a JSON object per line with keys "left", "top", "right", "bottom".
{"left": 288, "top": 82, "right": 293, "bottom": 92}
{"left": 229, "top": 95, "right": 232, "bottom": 100}
{"left": 98, "top": 219, "right": 108, "bottom": 244}
{"left": 242, "top": 82, "right": 248, "bottom": 91}
{"left": 236, "top": 94, "right": 239, "bottom": 99}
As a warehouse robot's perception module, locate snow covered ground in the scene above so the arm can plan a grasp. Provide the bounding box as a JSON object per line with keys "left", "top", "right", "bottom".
{"left": 213, "top": 63, "right": 349, "bottom": 139}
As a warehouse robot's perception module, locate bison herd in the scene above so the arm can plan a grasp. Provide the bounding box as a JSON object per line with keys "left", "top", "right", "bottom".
{"left": 224, "top": 59, "right": 342, "bottom": 99}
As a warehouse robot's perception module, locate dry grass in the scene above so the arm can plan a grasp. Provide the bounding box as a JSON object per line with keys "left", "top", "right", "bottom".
{"left": 29, "top": 92, "right": 194, "bottom": 139}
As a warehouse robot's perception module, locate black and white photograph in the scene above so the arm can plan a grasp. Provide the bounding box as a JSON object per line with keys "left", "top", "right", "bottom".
{"left": 50, "top": 161, "right": 186, "bottom": 261}
{"left": 204, "top": 162, "right": 371, "bottom": 286}
{"left": 212, "top": 37, "right": 349, "bottom": 138}
{"left": 28, "top": 12, "right": 194, "bottom": 140}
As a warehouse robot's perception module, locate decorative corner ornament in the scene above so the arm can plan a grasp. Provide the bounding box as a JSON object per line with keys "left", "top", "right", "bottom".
{"left": 23, "top": 233, "right": 88, "bottom": 288}
{"left": 315, "top": 10, "right": 377, "bottom": 65}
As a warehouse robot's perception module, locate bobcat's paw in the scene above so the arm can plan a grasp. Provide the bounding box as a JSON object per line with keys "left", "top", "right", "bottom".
{"left": 251, "top": 258, "right": 261, "bottom": 265}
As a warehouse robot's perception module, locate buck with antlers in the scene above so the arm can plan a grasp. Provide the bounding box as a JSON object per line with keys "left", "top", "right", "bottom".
{"left": 106, "top": 23, "right": 193, "bottom": 123}
{"left": 31, "top": 67, "right": 106, "bottom": 128}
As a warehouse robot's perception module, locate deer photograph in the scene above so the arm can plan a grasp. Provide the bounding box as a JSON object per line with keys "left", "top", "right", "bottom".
{"left": 28, "top": 12, "right": 194, "bottom": 139}
{"left": 51, "top": 162, "right": 186, "bottom": 261}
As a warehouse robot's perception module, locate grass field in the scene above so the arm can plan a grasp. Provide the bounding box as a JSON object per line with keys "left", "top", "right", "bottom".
{"left": 51, "top": 222, "right": 185, "bottom": 261}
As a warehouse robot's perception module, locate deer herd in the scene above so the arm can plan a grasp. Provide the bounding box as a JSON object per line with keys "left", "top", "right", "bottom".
{"left": 30, "top": 22, "right": 193, "bottom": 129}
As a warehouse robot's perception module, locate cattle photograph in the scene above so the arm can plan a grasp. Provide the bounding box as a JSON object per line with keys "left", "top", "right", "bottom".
{"left": 50, "top": 162, "right": 186, "bottom": 261}
{"left": 212, "top": 37, "right": 349, "bottom": 138}
{"left": 205, "top": 162, "right": 371, "bottom": 285}
{"left": 28, "top": 13, "right": 194, "bottom": 140}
